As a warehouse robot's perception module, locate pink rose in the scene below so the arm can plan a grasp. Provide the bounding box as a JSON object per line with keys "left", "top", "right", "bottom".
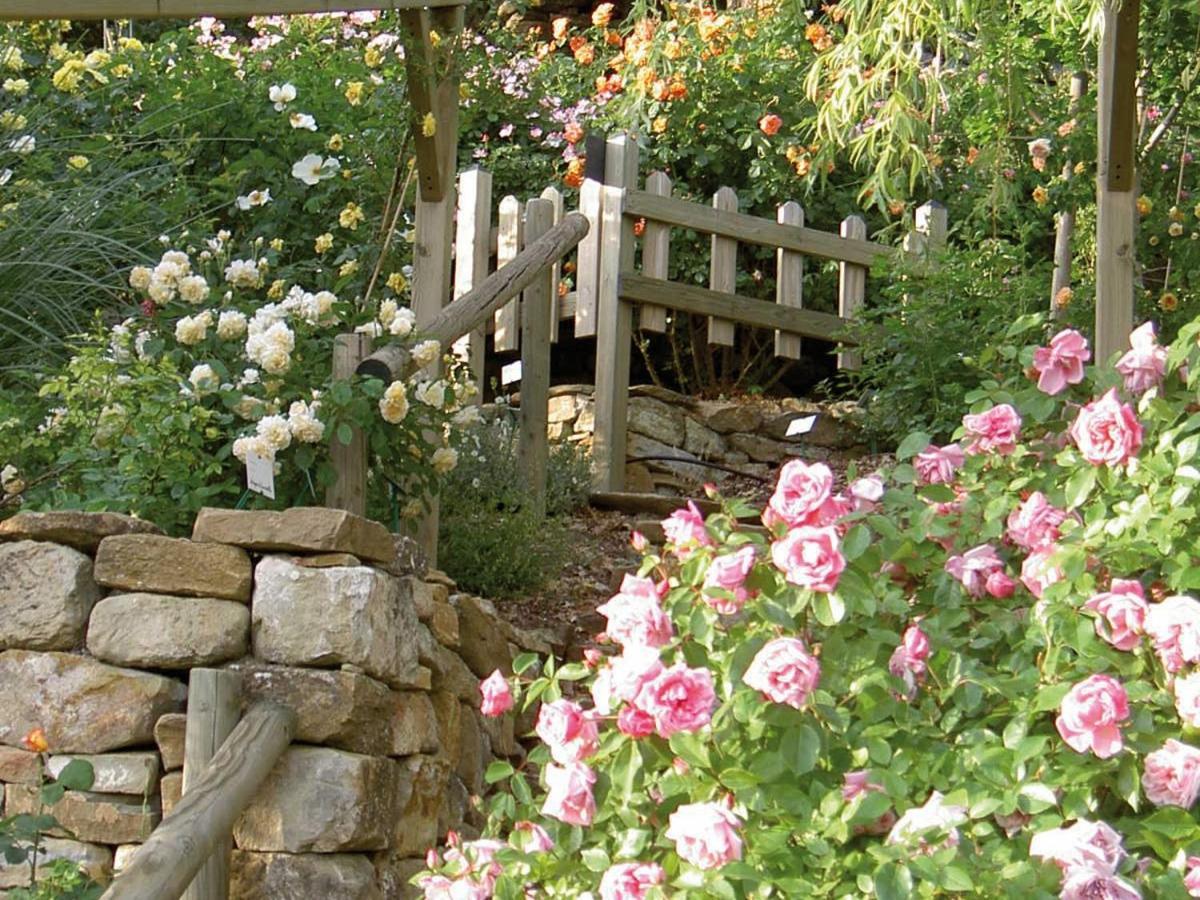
{"left": 617, "top": 704, "right": 655, "bottom": 739}
{"left": 915, "top": 443, "right": 965, "bottom": 485}
{"left": 1006, "top": 492, "right": 1068, "bottom": 551}
{"left": 963, "top": 404, "right": 1022, "bottom": 455}
{"left": 1145, "top": 595, "right": 1200, "bottom": 673}
{"left": 1175, "top": 673, "right": 1200, "bottom": 728}
{"left": 945, "top": 544, "right": 1005, "bottom": 598}
{"left": 637, "top": 663, "right": 715, "bottom": 738}
{"left": 743, "top": 637, "right": 821, "bottom": 710}
{"left": 541, "top": 761, "right": 596, "bottom": 826}
{"left": 702, "top": 545, "right": 757, "bottom": 614}
{"left": 1032, "top": 328, "right": 1090, "bottom": 395}
{"left": 1056, "top": 674, "right": 1130, "bottom": 758}
{"left": 770, "top": 526, "right": 845, "bottom": 592}
{"left": 1142, "top": 739, "right": 1200, "bottom": 809}
{"left": 665, "top": 802, "right": 743, "bottom": 870}
{"left": 888, "top": 623, "right": 931, "bottom": 699}
{"left": 509, "top": 820, "right": 555, "bottom": 853}
{"left": 986, "top": 570, "right": 1016, "bottom": 598}
{"left": 886, "top": 791, "right": 967, "bottom": 852}
{"left": 1030, "top": 819, "right": 1126, "bottom": 874}
{"left": 1115, "top": 321, "right": 1167, "bottom": 395}
{"left": 1185, "top": 856, "right": 1200, "bottom": 897}
{"left": 661, "top": 500, "right": 713, "bottom": 558}
{"left": 1085, "top": 580, "right": 1148, "bottom": 652}
{"left": 1069, "top": 388, "right": 1143, "bottom": 467}
{"left": 597, "top": 575, "right": 673, "bottom": 649}
{"left": 1059, "top": 870, "right": 1142, "bottom": 900}
{"left": 591, "top": 646, "right": 664, "bottom": 715}
{"left": 766, "top": 460, "right": 834, "bottom": 527}
{"left": 849, "top": 474, "right": 885, "bottom": 510}
{"left": 1020, "top": 546, "right": 1064, "bottom": 599}
{"left": 479, "top": 669, "right": 513, "bottom": 718}
{"left": 842, "top": 769, "right": 884, "bottom": 801}
{"left": 535, "top": 698, "right": 599, "bottom": 764}
{"left": 598, "top": 862, "right": 666, "bottom": 900}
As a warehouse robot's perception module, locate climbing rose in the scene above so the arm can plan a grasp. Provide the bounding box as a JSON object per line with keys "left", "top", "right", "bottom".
{"left": 637, "top": 663, "right": 715, "bottom": 738}
{"left": 1186, "top": 857, "right": 1200, "bottom": 897}
{"left": 1069, "top": 389, "right": 1143, "bottom": 467}
{"left": 616, "top": 704, "right": 655, "bottom": 739}
{"left": 701, "top": 545, "right": 756, "bottom": 614}
{"left": 914, "top": 443, "right": 964, "bottom": 485}
{"left": 1029, "top": 819, "right": 1127, "bottom": 874}
{"left": 509, "top": 821, "right": 554, "bottom": 853}
{"left": 1032, "top": 328, "right": 1090, "bottom": 395}
{"left": 962, "top": 403, "right": 1022, "bottom": 455}
{"left": 1115, "top": 321, "right": 1167, "bottom": 395}
{"left": 849, "top": 474, "right": 885, "bottom": 510}
{"left": 765, "top": 459, "right": 834, "bottom": 527}
{"left": 665, "top": 802, "right": 743, "bottom": 870}
{"left": 1056, "top": 674, "right": 1130, "bottom": 758}
{"left": 541, "top": 761, "right": 596, "bottom": 826}
{"left": 886, "top": 791, "right": 967, "bottom": 852}
{"left": 770, "top": 526, "right": 845, "bottom": 592}
{"left": 944, "top": 544, "right": 1005, "bottom": 598}
{"left": 535, "top": 699, "right": 599, "bottom": 764}
{"left": 1006, "top": 492, "right": 1068, "bottom": 551}
{"left": 1058, "top": 870, "right": 1142, "bottom": 900}
{"left": 660, "top": 500, "right": 713, "bottom": 558}
{"left": 598, "top": 862, "right": 665, "bottom": 900}
{"left": 842, "top": 770, "right": 884, "bottom": 801}
{"left": 1020, "top": 546, "right": 1064, "bottom": 599}
{"left": 758, "top": 113, "right": 782, "bottom": 135}
{"left": 590, "top": 646, "right": 663, "bottom": 714}
{"left": 1084, "top": 580, "right": 1148, "bottom": 651}
{"left": 1144, "top": 595, "right": 1200, "bottom": 673}
{"left": 1142, "top": 739, "right": 1200, "bottom": 809}
{"left": 1175, "top": 673, "right": 1200, "bottom": 728}
{"left": 986, "top": 570, "right": 1016, "bottom": 598}
{"left": 478, "top": 670, "right": 512, "bottom": 718}
{"left": 743, "top": 638, "right": 820, "bottom": 709}
{"left": 888, "top": 624, "right": 931, "bottom": 699}
{"left": 596, "top": 575, "right": 673, "bottom": 649}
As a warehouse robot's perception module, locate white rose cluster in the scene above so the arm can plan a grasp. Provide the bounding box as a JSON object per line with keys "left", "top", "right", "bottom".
{"left": 431, "top": 446, "right": 458, "bottom": 474}
{"left": 378, "top": 300, "right": 416, "bottom": 337}
{"left": 224, "top": 258, "right": 263, "bottom": 290}
{"left": 287, "top": 400, "right": 325, "bottom": 443}
{"left": 130, "top": 249, "right": 207, "bottom": 306}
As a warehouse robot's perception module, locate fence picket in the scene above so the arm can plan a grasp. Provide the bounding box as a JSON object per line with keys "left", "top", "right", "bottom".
{"left": 709, "top": 187, "right": 738, "bottom": 346}
{"left": 837, "top": 215, "right": 867, "bottom": 371}
{"left": 493, "top": 195, "right": 523, "bottom": 352}
{"left": 452, "top": 167, "right": 492, "bottom": 396}
{"left": 540, "top": 186, "right": 565, "bottom": 343}
{"left": 592, "top": 186, "right": 633, "bottom": 492}
{"left": 774, "top": 201, "right": 804, "bottom": 360}
{"left": 574, "top": 178, "right": 603, "bottom": 338}
{"left": 640, "top": 171, "right": 672, "bottom": 333}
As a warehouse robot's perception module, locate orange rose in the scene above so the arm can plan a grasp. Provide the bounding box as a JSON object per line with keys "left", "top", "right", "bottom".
{"left": 633, "top": 218, "right": 646, "bottom": 237}
{"left": 667, "top": 79, "right": 687, "bottom": 101}
{"left": 652, "top": 79, "right": 670, "bottom": 102}
{"left": 805, "top": 23, "right": 826, "bottom": 43}
{"left": 591, "top": 3, "right": 615, "bottom": 27}
{"left": 564, "top": 157, "right": 586, "bottom": 188}
{"left": 573, "top": 42, "right": 595, "bottom": 65}
{"left": 552, "top": 17, "right": 570, "bottom": 42}
{"left": 569, "top": 35, "right": 587, "bottom": 53}
{"left": 759, "top": 113, "right": 783, "bottom": 136}
{"left": 604, "top": 29, "right": 623, "bottom": 47}
{"left": 564, "top": 122, "right": 585, "bottom": 144}
{"left": 966, "top": 146, "right": 980, "bottom": 165}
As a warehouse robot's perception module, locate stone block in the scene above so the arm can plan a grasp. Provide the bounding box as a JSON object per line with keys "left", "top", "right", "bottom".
{"left": 47, "top": 753, "right": 159, "bottom": 796}
{"left": 160, "top": 770, "right": 182, "bottom": 817}
{"left": 154, "top": 714, "right": 186, "bottom": 771}
{"left": 393, "top": 755, "right": 450, "bottom": 858}
{"left": 0, "top": 541, "right": 100, "bottom": 652}
{"left": 626, "top": 395, "right": 687, "bottom": 446}
{"left": 5, "top": 784, "right": 159, "bottom": 844}
{"left": 438, "top": 774, "right": 471, "bottom": 836}
{"left": 428, "top": 603, "right": 459, "bottom": 649}
{"left": 0, "top": 511, "right": 162, "bottom": 553}
{"left": 373, "top": 852, "right": 426, "bottom": 900}
{"left": 291, "top": 552, "right": 362, "bottom": 568}
{"left": 457, "top": 705, "right": 484, "bottom": 796}
{"left": 547, "top": 393, "right": 581, "bottom": 423}
{"left": 87, "top": 593, "right": 249, "bottom": 669}
{"left": 379, "top": 535, "right": 428, "bottom": 579}
{"left": 193, "top": 507, "right": 395, "bottom": 564}
{"left": 234, "top": 748, "right": 396, "bottom": 853}
{"left": 683, "top": 416, "right": 727, "bottom": 460}
{"left": 402, "top": 577, "right": 437, "bottom": 621}
{"left": 453, "top": 595, "right": 511, "bottom": 680}
{"left": 727, "top": 432, "right": 795, "bottom": 464}
{"left": 701, "top": 402, "right": 764, "bottom": 434}
{"left": 424, "top": 639, "right": 480, "bottom": 703}
{"left": 0, "top": 651, "right": 186, "bottom": 753}
{"left": 0, "top": 837, "right": 112, "bottom": 889}
{"left": 626, "top": 433, "right": 709, "bottom": 481}
{"left": 252, "top": 557, "right": 418, "bottom": 689}
{"left": 575, "top": 401, "right": 595, "bottom": 433}
{"left": 479, "top": 710, "right": 517, "bottom": 759}
{"left": 0, "top": 746, "right": 40, "bottom": 784}
{"left": 233, "top": 663, "right": 396, "bottom": 756}
{"left": 391, "top": 692, "right": 439, "bottom": 756}
{"left": 429, "top": 692, "right": 462, "bottom": 768}
{"left": 113, "top": 844, "right": 138, "bottom": 873}
{"left": 230, "top": 851, "right": 382, "bottom": 900}
{"left": 94, "top": 534, "right": 252, "bottom": 602}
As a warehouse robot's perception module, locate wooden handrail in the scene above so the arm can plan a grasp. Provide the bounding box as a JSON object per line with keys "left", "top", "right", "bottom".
{"left": 1, "top": 0, "right": 464, "bottom": 20}
{"left": 101, "top": 702, "right": 297, "bottom": 900}
{"left": 357, "top": 211, "right": 589, "bottom": 383}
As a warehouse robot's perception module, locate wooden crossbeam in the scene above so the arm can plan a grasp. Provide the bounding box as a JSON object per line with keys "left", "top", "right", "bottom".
{"left": 0, "top": 0, "right": 464, "bottom": 19}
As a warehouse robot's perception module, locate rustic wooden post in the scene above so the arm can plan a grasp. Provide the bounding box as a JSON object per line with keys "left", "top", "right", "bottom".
{"left": 591, "top": 185, "right": 633, "bottom": 491}
{"left": 639, "top": 171, "right": 672, "bottom": 332}
{"left": 1050, "top": 72, "right": 1088, "bottom": 318}
{"left": 452, "top": 167, "right": 492, "bottom": 398}
{"left": 775, "top": 201, "right": 804, "bottom": 359}
{"left": 540, "top": 186, "right": 565, "bottom": 342}
{"left": 837, "top": 216, "right": 868, "bottom": 371}
{"left": 574, "top": 174, "right": 604, "bottom": 338}
{"left": 180, "top": 669, "right": 241, "bottom": 900}
{"left": 326, "top": 333, "right": 372, "bottom": 516}
{"left": 708, "top": 187, "right": 738, "bottom": 346}
{"left": 493, "top": 196, "right": 524, "bottom": 352}
{"left": 914, "top": 201, "right": 947, "bottom": 251}
{"left": 518, "top": 199, "right": 553, "bottom": 516}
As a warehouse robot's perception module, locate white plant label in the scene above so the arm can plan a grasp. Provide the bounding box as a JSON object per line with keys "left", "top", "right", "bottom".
{"left": 786, "top": 415, "right": 818, "bottom": 437}
{"left": 501, "top": 360, "right": 523, "bottom": 385}
{"left": 246, "top": 451, "right": 276, "bottom": 499}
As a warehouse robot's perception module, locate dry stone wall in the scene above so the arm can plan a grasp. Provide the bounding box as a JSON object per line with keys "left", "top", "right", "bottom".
{"left": 0, "top": 507, "right": 536, "bottom": 899}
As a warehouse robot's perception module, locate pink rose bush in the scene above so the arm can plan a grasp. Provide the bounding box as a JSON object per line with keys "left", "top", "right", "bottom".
{"left": 416, "top": 318, "right": 1200, "bottom": 897}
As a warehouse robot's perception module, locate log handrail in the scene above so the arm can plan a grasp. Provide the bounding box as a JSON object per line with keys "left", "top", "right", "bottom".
{"left": 356, "top": 212, "right": 590, "bottom": 383}
{"left": 101, "top": 702, "right": 297, "bottom": 900}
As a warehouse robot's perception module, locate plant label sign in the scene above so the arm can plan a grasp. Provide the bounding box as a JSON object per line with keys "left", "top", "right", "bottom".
{"left": 786, "top": 415, "right": 818, "bottom": 437}
{"left": 501, "top": 360, "right": 523, "bottom": 386}
{"left": 246, "top": 451, "right": 276, "bottom": 499}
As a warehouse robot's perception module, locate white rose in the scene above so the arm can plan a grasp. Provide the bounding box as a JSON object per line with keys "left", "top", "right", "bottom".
{"left": 217, "top": 310, "right": 248, "bottom": 340}
{"left": 177, "top": 274, "right": 209, "bottom": 305}
{"left": 431, "top": 446, "right": 458, "bottom": 474}
{"left": 268, "top": 82, "right": 296, "bottom": 110}
{"left": 411, "top": 339, "right": 440, "bottom": 367}
{"left": 128, "top": 266, "right": 153, "bottom": 291}
{"left": 389, "top": 307, "right": 416, "bottom": 337}
{"left": 189, "top": 364, "right": 219, "bottom": 394}
{"left": 256, "top": 414, "right": 292, "bottom": 452}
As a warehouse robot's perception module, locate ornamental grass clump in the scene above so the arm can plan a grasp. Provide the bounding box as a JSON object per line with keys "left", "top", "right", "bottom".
{"left": 420, "top": 313, "right": 1200, "bottom": 897}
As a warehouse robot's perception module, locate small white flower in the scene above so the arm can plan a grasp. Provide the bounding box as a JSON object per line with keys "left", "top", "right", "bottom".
{"left": 129, "top": 266, "right": 153, "bottom": 291}
{"left": 379, "top": 381, "right": 410, "bottom": 424}
{"left": 9, "top": 134, "right": 34, "bottom": 155}
{"left": 0, "top": 463, "right": 24, "bottom": 495}
{"left": 289, "top": 112, "right": 317, "bottom": 131}
{"left": 268, "top": 82, "right": 296, "bottom": 110}
{"left": 287, "top": 400, "right": 325, "bottom": 443}
{"left": 452, "top": 405, "right": 482, "bottom": 427}
{"left": 415, "top": 379, "right": 447, "bottom": 410}
{"left": 291, "top": 153, "right": 340, "bottom": 186}
{"left": 233, "top": 434, "right": 274, "bottom": 462}
{"left": 238, "top": 368, "right": 260, "bottom": 387}
{"left": 378, "top": 299, "right": 398, "bottom": 328}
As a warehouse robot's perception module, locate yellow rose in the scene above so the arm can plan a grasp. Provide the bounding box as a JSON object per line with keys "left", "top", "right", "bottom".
{"left": 314, "top": 232, "right": 333, "bottom": 254}
{"left": 364, "top": 46, "right": 383, "bottom": 68}
{"left": 67, "top": 155, "right": 89, "bottom": 170}
{"left": 386, "top": 271, "right": 407, "bottom": 292}
{"left": 345, "top": 81, "right": 365, "bottom": 106}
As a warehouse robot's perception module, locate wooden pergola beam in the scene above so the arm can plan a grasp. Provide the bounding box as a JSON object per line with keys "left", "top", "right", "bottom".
{"left": 0, "top": 0, "right": 463, "bottom": 20}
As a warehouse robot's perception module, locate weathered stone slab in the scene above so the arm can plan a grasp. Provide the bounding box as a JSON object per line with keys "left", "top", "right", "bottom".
{"left": 429, "top": 692, "right": 462, "bottom": 769}
{"left": 727, "top": 432, "right": 794, "bottom": 464}
{"left": 457, "top": 704, "right": 485, "bottom": 795}
{"left": 193, "top": 507, "right": 395, "bottom": 564}
{"left": 291, "top": 552, "right": 361, "bottom": 569}
{"left": 422, "top": 569, "right": 456, "bottom": 590}
{"left": 0, "top": 837, "right": 112, "bottom": 889}
{"left": 154, "top": 714, "right": 186, "bottom": 771}
{"left": 231, "top": 851, "right": 382, "bottom": 900}
{"left": 0, "top": 541, "right": 100, "bottom": 652}
{"left": 231, "top": 662, "right": 395, "bottom": 755}
{"left": 0, "top": 511, "right": 162, "bottom": 553}
{"left": 0, "top": 651, "right": 186, "bottom": 753}
{"left": 94, "top": 534, "right": 252, "bottom": 602}
{"left": 700, "top": 402, "right": 764, "bottom": 435}
{"left": 548, "top": 393, "right": 583, "bottom": 423}
{"left": 393, "top": 755, "right": 450, "bottom": 857}
{"left": 252, "top": 557, "right": 417, "bottom": 689}
{"left": 428, "top": 602, "right": 459, "bottom": 649}
{"left": 87, "top": 593, "right": 249, "bottom": 669}
{"left": 626, "top": 395, "right": 687, "bottom": 446}
{"left": 480, "top": 709, "right": 518, "bottom": 760}
{"left": 379, "top": 535, "right": 427, "bottom": 578}
{"left": 160, "top": 770, "right": 182, "bottom": 817}
{"left": 113, "top": 843, "right": 139, "bottom": 873}
{"left": 626, "top": 433, "right": 710, "bottom": 481}
{"left": 373, "top": 852, "right": 425, "bottom": 900}
{"left": 391, "top": 692, "right": 439, "bottom": 756}
{"left": 417, "top": 627, "right": 478, "bottom": 702}
{"left": 234, "top": 748, "right": 396, "bottom": 853}
{"left": 0, "top": 745, "right": 39, "bottom": 783}
{"left": 683, "top": 416, "right": 727, "bottom": 460}
{"left": 402, "top": 577, "right": 438, "bottom": 621}
{"left": 5, "top": 784, "right": 159, "bottom": 844}
{"left": 47, "top": 753, "right": 159, "bottom": 796}
{"left": 454, "top": 595, "right": 512, "bottom": 679}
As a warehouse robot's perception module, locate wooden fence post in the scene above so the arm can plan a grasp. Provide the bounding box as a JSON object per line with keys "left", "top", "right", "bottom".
{"left": 519, "top": 199, "right": 553, "bottom": 516}
{"left": 493, "top": 196, "right": 523, "bottom": 352}
{"left": 540, "top": 186, "right": 565, "bottom": 342}
{"left": 775, "top": 200, "right": 804, "bottom": 360}
{"left": 181, "top": 669, "right": 241, "bottom": 900}
{"left": 452, "top": 167, "right": 492, "bottom": 398}
{"left": 574, "top": 175, "right": 604, "bottom": 338}
{"left": 837, "top": 216, "right": 867, "bottom": 371}
{"left": 708, "top": 187, "right": 738, "bottom": 346}
{"left": 639, "top": 171, "right": 672, "bottom": 333}
{"left": 914, "top": 201, "right": 948, "bottom": 251}
{"left": 326, "top": 333, "right": 372, "bottom": 516}
{"left": 591, "top": 185, "right": 633, "bottom": 492}
{"left": 1050, "top": 72, "right": 1088, "bottom": 318}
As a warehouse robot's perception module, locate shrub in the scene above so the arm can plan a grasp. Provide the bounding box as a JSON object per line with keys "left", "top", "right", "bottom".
{"left": 417, "top": 312, "right": 1200, "bottom": 897}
